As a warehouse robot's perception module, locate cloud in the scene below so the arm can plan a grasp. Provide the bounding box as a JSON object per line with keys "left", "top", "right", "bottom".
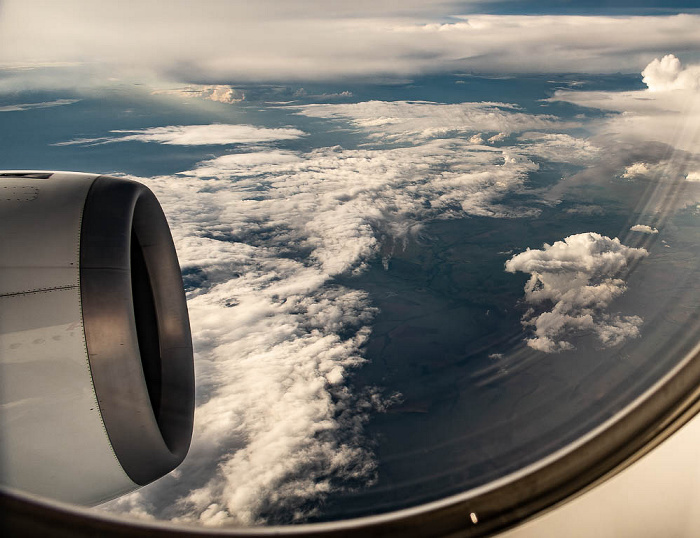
{"left": 547, "top": 55, "right": 700, "bottom": 218}
{"left": 0, "top": 98, "right": 79, "bottom": 111}
{"left": 101, "top": 95, "right": 620, "bottom": 521}
{"left": 189, "top": 150, "right": 303, "bottom": 177}
{"left": 88, "top": 76, "right": 687, "bottom": 520}
{"left": 103, "top": 169, "right": 382, "bottom": 525}
{"left": 622, "top": 162, "right": 653, "bottom": 179}
{"left": 151, "top": 84, "right": 245, "bottom": 104}
{"left": 53, "top": 124, "right": 305, "bottom": 146}
{"left": 1, "top": 3, "right": 700, "bottom": 87}
{"left": 488, "top": 132, "right": 508, "bottom": 143}
{"left": 109, "top": 264, "right": 380, "bottom": 525}
{"left": 517, "top": 132, "right": 600, "bottom": 164}
{"left": 100, "top": 111, "right": 547, "bottom": 524}
{"left": 552, "top": 55, "right": 700, "bottom": 154}
{"left": 505, "top": 233, "right": 648, "bottom": 352}
{"left": 630, "top": 224, "right": 659, "bottom": 234}
{"left": 642, "top": 54, "right": 700, "bottom": 92}
{"left": 291, "top": 100, "right": 578, "bottom": 142}
{"left": 687, "top": 171, "right": 700, "bottom": 182}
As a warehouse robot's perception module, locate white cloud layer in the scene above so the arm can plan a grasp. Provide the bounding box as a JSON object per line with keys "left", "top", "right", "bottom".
{"left": 1, "top": 3, "right": 699, "bottom": 86}
{"left": 292, "top": 100, "right": 577, "bottom": 142}
{"left": 505, "top": 233, "right": 648, "bottom": 352}
{"left": 54, "top": 124, "right": 305, "bottom": 146}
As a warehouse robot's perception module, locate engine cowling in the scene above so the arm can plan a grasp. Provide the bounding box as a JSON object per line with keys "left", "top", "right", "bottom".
{"left": 0, "top": 171, "right": 194, "bottom": 505}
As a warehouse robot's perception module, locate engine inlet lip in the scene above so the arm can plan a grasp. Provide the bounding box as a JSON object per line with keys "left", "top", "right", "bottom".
{"left": 79, "top": 175, "right": 194, "bottom": 486}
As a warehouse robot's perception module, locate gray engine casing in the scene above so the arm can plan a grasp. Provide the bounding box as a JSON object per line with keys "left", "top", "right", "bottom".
{"left": 0, "top": 171, "right": 194, "bottom": 505}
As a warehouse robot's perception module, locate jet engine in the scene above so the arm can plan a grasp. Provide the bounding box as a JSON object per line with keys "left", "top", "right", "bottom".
{"left": 0, "top": 171, "right": 194, "bottom": 505}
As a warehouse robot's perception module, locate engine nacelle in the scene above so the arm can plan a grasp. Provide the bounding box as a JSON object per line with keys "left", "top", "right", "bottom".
{"left": 0, "top": 171, "right": 194, "bottom": 505}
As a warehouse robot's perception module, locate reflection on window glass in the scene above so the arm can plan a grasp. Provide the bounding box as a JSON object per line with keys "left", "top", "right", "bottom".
{"left": 0, "top": 0, "right": 699, "bottom": 530}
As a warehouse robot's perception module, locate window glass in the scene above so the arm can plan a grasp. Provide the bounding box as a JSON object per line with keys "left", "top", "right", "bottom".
{"left": 0, "top": 0, "right": 698, "bottom": 530}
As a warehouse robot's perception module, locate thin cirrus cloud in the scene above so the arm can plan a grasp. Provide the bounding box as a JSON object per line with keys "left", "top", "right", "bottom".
{"left": 52, "top": 124, "right": 306, "bottom": 147}
{"left": 505, "top": 233, "right": 648, "bottom": 353}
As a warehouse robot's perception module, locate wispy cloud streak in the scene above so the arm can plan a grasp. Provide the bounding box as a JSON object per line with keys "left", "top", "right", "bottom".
{"left": 54, "top": 124, "right": 305, "bottom": 147}
{"left": 0, "top": 98, "right": 79, "bottom": 111}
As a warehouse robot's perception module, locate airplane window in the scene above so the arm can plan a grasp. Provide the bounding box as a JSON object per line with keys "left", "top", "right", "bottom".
{"left": 1, "top": 1, "right": 699, "bottom": 536}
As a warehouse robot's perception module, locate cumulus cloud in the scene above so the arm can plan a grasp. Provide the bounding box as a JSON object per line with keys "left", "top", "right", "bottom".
{"left": 505, "top": 233, "right": 648, "bottom": 352}
{"left": 53, "top": 124, "right": 305, "bottom": 146}
{"left": 630, "top": 224, "right": 659, "bottom": 234}
{"left": 622, "top": 162, "right": 653, "bottom": 179}
{"left": 547, "top": 55, "right": 700, "bottom": 218}
{"left": 642, "top": 54, "right": 700, "bottom": 92}
{"left": 189, "top": 150, "right": 303, "bottom": 177}
{"left": 292, "top": 100, "right": 577, "bottom": 142}
{"left": 2, "top": 3, "right": 700, "bottom": 87}
{"left": 488, "top": 132, "right": 508, "bottom": 144}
